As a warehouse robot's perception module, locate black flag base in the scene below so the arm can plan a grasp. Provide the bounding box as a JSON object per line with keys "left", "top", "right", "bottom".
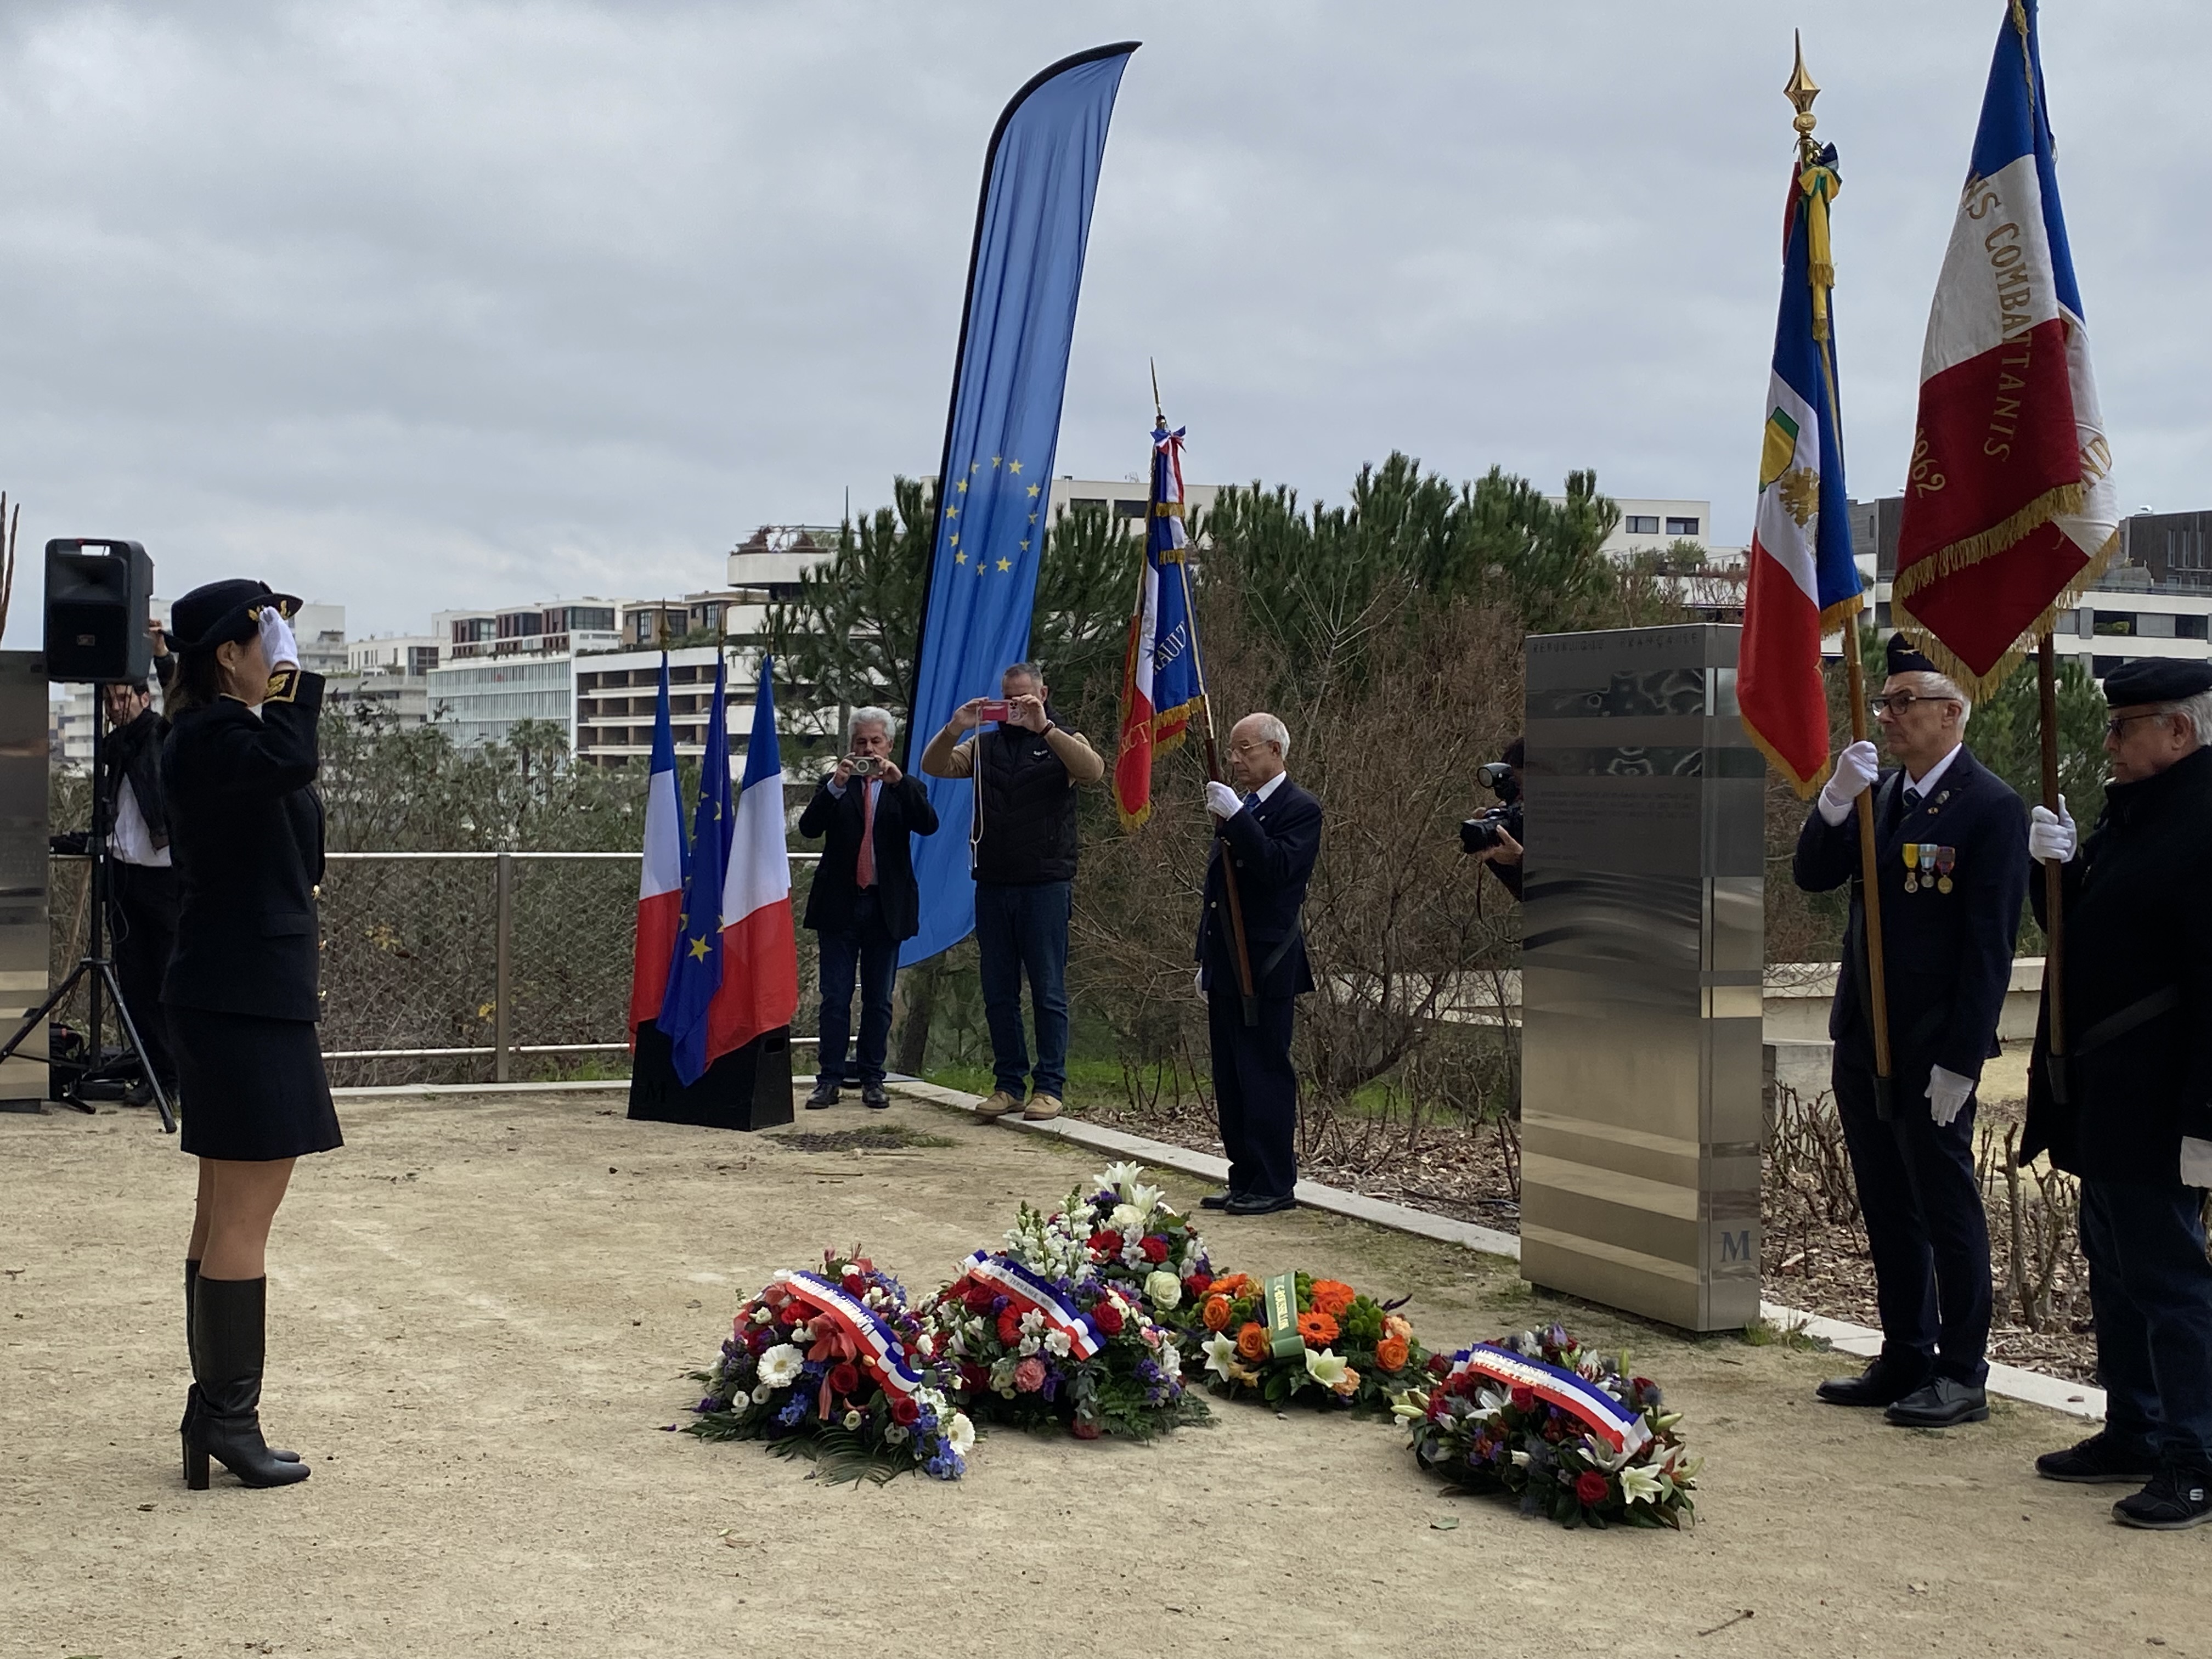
{"left": 628, "top": 1021, "right": 795, "bottom": 1133}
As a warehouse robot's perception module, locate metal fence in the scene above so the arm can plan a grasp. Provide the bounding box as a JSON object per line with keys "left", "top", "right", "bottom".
{"left": 49, "top": 850, "right": 827, "bottom": 1086}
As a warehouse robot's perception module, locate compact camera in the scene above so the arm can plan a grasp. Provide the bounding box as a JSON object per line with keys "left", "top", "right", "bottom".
{"left": 978, "top": 699, "right": 1012, "bottom": 723}
{"left": 847, "top": 754, "right": 887, "bottom": 779}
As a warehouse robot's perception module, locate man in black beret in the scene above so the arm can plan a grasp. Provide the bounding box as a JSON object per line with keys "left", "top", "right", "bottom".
{"left": 1794, "top": 634, "right": 2030, "bottom": 1429}
{"left": 2021, "top": 657, "right": 2212, "bottom": 1528}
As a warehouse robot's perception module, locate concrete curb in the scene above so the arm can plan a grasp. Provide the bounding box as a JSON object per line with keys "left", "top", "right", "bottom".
{"left": 889, "top": 1080, "right": 2107, "bottom": 1424}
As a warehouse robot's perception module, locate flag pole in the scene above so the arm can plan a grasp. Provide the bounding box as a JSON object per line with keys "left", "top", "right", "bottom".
{"left": 1790, "top": 36, "right": 1894, "bottom": 1114}
{"left": 2036, "top": 635, "right": 2068, "bottom": 1097}
{"left": 1152, "top": 365, "right": 1259, "bottom": 1026}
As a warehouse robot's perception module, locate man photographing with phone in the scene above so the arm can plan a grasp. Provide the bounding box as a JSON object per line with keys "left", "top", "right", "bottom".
{"left": 921, "top": 662, "right": 1104, "bottom": 1122}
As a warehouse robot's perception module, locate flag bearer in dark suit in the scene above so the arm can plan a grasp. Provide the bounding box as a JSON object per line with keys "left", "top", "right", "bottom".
{"left": 1794, "top": 635, "right": 2030, "bottom": 1429}
{"left": 162, "top": 579, "right": 338, "bottom": 1490}
{"left": 1197, "top": 713, "right": 1322, "bottom": 1217}
{"left": 798, "top": 707, "right": 938, "bottom": 1110}
{"left": 2021, "top": 659, "right": 2212, "bottom": 1530}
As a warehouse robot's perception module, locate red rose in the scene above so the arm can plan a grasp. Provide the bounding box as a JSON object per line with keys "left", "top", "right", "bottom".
{"left": 778, "top": 1302, "right": 802, "bottom": 1325}
{"left": 962, "top": 1280, "right": 996, "bottom": 1314}
{"left": 1575, "top": 1471, "right": 1610, "bottom": 1506}
{"left": 1091, "top": 1300, "right": 1125, "bottom": 1336}
{"left": 995, "top": 1310, "right": 1022, "bottom": 1345}
{"left": 1087, "top": 1229, "right": 1121, "bottom": 1256}
{"left": 1139, "top": 1234, "right": 1170, "bottom": 1263}
{"left": 827, "top": 1362, "right": 860, "bottom": 1397}
{"left": 960, "top": 1363, "right": 989, "bottom": 1394}
{"left": 1184, "top": 1272, "right": 1214, "bottom": 1296}
{"left": 1427, "top": 1353, "right": 1454, "bottom": 1378}
{"left": 889, "top": 1395, "right": 921, "bottom": 1426}
{"left": 841, "top": 1267, "right": 865, "bottom": 1290}
{"left": 1509, "top": 1385, "right": 1536, "bottom": 1413}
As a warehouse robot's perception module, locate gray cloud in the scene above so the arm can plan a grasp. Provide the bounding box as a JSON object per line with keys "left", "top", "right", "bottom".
{"left": 1, "top": 0, "right": 2202, "bottom": 641}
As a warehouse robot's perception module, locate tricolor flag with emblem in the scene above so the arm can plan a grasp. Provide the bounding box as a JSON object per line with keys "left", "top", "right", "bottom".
{"left": 1892, "top": 0, "right": 2117, "bottom": 698}
{"left": 1739, "top": 142, "right": 1863, "bottom": 797}
{"left": 1113, "top": 422, "right": 1207, "bottom": 828}
{"left": 657, "top": 657, "right": 731, "bottom": 1086}
{"left": 627, "top": 653, "right": 686, "bottom": 1040}
{"left": 704, "top": 658, "right": 798, "bottom": 1065}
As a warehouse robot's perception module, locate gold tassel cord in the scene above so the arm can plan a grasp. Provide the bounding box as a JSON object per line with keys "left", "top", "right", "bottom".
{"left": 1892, "top": 524, "right": 2121, "bottom": 703}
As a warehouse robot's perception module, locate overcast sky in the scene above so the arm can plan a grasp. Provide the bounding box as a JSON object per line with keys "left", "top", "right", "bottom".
{"left": 1, "top": 1, "right": 2203, "bottom": 644}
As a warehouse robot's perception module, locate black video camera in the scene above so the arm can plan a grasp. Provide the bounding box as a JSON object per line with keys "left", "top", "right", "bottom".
{"left": 1459, "top": 758, "right": 1523, "bottom": 855}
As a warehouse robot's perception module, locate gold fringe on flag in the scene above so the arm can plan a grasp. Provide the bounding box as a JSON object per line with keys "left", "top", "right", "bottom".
{"left": 1891, "top": 521, "right": 2120, "bottom": 703}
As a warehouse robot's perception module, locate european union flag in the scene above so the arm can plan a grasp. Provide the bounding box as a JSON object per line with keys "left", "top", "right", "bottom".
{"left": 902, "top": 42, "right": 1138, "bottom": 968}
{"left": 657, "top": 656, "right": 730, "bottom": 1084}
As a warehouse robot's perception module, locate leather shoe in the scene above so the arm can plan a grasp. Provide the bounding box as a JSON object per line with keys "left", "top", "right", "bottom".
{"left": 1198, "top": 1190, "right": 1236, "bottom": 1211}
{"left": 860, "top": 1084, "right": 890, "bottom": 1110}
{"left": 1815, "top": 1358, "right": 1929, "bottom": 1408}
{"left": 1223, "top": 1192, "right": 1296, "bottom": 1216}
{"left": 1884, "top": 1376, "right": 1989, "bottom": 1429}
{"left": 974, "top": 1090, "right": 1021, "bottom": 1120}
{"left": 2037, "top": 1432, "right": 2159, "bottom": 1485}
{"left": 803, "top": 1083, "right": 839, "bottom": 1110}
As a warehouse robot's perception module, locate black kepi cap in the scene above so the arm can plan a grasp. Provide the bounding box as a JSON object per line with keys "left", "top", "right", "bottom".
{"left": 2102, "top": 658, "right": 2212, "bottom": 707}
{"left": 1885, "top": 633, "right": 1938, "bottom": 677}
{"left": 167, "top": 579, "right": 301, "bottom": 654}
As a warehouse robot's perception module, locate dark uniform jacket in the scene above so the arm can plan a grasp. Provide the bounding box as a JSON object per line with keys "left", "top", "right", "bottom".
{"left": 798, "top": 772, "right": 939, "bottom": 943}
{"left": 2022, "top": 744, "right": 2212, "bottom": 1186}
{"left": 1196, "top": 777, "right": 1322, "bottom": 1000}
{"left": 1792, "top": 745, "right": 2029, "bottom": 1081}
{"left": 160, "top": 669, "right": 326, "bottom": 1023}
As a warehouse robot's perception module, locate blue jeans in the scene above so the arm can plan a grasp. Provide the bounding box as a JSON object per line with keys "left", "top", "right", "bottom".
{"left": 814, "top": 890, "right": 898, "bottom": 1087}
{"left": 973, "top": 879, "right": 1070, "bottom": 1100}
{"left": 2081, "top": 1179, "right": 2212, "bottom": 1474}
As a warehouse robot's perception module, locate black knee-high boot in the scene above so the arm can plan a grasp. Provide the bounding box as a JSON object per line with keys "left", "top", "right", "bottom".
{"left": 182, "top": 1261, "right": 298, "bottom": 1477}
{"left": 186, "top": 1274, "right": 310, "bottom": 1489}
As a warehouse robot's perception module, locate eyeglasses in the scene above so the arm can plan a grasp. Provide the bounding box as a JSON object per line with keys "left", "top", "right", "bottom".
{"left": 1867, "top": 692, "right": 1954, "bottom": 716}
{"left": 2104, "top": 711, "right": 2172, "bottom": 741}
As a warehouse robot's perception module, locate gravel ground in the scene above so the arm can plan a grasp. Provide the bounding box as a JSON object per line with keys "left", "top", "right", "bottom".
{"left": 2, "top": 1088, "right": 2203, "bottom": 1659}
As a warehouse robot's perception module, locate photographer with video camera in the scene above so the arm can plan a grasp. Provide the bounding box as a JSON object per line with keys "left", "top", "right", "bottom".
{"left": 799, "top": 707, "right": 938, "bottom": 1110}
{"left": 1460, "top": 736, "right": 1525, "bottom": 898}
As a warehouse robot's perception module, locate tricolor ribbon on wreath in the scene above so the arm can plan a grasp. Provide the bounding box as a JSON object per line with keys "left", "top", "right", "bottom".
{"left": 775, "top": 1271, "right": 927, "bottom": 1399}
{"left": 1454, "top": 1344, "right": 1654, "bottom": 1455}
{"left": 960, "top": 1251, "right": 1104, "bottom": 1361}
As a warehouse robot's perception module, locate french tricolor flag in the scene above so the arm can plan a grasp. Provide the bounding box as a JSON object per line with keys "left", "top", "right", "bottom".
{"left": 627, "top": 654, "right": 686, "bottom": 1042}
{"left": 704, "top": 657, "right": 798, "bottom": 1064}
{"left": 1892, "top": 0, "right": 2118, "bottom": 697}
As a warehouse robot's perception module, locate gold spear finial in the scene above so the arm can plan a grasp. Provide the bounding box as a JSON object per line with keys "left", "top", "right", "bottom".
{"left": 1149, "top": 357, "right": 1165, "bottom": 428}
{"left": 1785, "top": 29, "right": 1820, "bottom": 136}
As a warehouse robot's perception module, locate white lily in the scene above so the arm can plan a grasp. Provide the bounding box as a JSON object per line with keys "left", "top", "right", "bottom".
{"left": 1202, "top": 1333, "right": 1239, "bottom": 1378}
{"left": 1304, "top": 1348, "right": 1350, "bottom": 1390}
{"left": 1096, "top": 1161, "right": 1147, "bottom": 1199}
{"left": 1618, "top": 1463, "right": 1665, "bottom": 1506}
{"left": 1130, "top": 1182, "right": 1167, "bottom": 1217}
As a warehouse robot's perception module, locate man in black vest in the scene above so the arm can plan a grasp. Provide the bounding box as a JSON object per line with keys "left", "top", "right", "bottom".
{"left": 2021, "top": 659, "right": 2212, "bottom": 1530}
{"left": 1197, "top": 712, "right": 1322, "bottom": 1216}
{"left": 1794, "top": 634, "right": 2029, "bottom": 1429}
{"left": 798, "top": 707, "right": 938, "bottom": 1110}
{"left": 920, "top": 663, "right": 1104, "bottom": 1122}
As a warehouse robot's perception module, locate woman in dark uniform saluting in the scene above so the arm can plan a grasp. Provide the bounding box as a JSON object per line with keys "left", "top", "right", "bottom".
{"left": 161, "top": 580, "right": 339, "bottom": 1490}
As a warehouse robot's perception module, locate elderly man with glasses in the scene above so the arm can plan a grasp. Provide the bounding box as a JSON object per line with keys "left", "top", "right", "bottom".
{"left": 2020, "top": 659, "right": 2212, "bottom": 1530}
{"left": 1792, "top": 633, "right": 2030, "bottom": 1430}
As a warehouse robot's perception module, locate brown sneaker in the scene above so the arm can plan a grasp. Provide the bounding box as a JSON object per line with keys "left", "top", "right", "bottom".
{"left": 1022, "top": 1093, "right": 1063, "bottom": 1121}
{"left": 975, "top": 1090, "right": 1021, "bottom": 1120}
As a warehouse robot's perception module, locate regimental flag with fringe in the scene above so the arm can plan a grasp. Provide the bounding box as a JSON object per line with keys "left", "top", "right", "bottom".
{"left": 1113, "top": 423, "right": 1206, "bottom": 828}
{"left": 1892, "top": 0, "right": 2117, "bottom": 699}
{"left": 1739, "top": 141, "right": 1862, "bottom": 798}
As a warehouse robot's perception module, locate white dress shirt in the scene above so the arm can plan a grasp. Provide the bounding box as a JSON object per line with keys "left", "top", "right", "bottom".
{"left": 111, "top": 776, "right": 172, "bottom": 868}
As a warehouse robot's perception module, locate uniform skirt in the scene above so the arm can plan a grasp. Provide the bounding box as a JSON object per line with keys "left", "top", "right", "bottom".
{"left": 170, "top": 1006, "right": 342, "bottom": 1161}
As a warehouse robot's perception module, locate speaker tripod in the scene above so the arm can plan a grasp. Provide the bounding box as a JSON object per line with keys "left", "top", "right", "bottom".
{"left": 0, "top": 692, "right": 175, "bottom": 1132}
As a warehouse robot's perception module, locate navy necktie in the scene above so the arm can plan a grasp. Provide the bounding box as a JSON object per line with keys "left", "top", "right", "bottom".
{"left": 1902, "top": 785, "right": 1922, "bottom": 812}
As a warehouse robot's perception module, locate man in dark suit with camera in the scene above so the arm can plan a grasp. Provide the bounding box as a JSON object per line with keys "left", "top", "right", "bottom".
{"left": 797, "top": 707, "right": 938, "bottom": 1110}
{"left": 1198, "top": 712, "right": 1323, "bottom": 1216}
{"left": 1794, "top": 634, "right": 2029, "bottom": 1429}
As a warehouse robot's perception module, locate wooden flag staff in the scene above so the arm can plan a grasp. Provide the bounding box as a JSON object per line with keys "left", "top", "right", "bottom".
{"left": 2036, "top": 636, "right": 2068, "bottom": 1099}
{"left": 1151, "top": 362, "right": 1257, "bottom": 1026}
{"left": 1790, "top": 39, "right": 1894, "bottom": 1116}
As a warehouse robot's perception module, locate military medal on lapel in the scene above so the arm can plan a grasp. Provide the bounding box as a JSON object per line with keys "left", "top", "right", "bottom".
{"left": 1936, "top": 845, "right": 1956, "bottom": 894}
{"left": 1920, "top": 843, "right": 1939, "bottom": 892}
{"left": 1903, "top": 842, "right": 1920, "bottom": 893}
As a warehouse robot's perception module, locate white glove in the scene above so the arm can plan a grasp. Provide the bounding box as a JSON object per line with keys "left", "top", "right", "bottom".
{"left": 1194, "top": 968, "right": 1207, "bottom": 1002}
{"left": 1816, "top": 740, "right": 1880, "bottom": 827}
{"left": 2028, "top": 795, "right": 2076, "bottom": 865}
{"left": 1205, "top": 781, "right": 1242, "bottom": 820}
{"left": 1926, "top": 1064, "right": 1974, "bottom": 1128}
{"left": 2181, "top": 1137, "right": 2212, "bottom": 1188}
{"left": 258, "top": 605, "right": 300, "bottom": 671}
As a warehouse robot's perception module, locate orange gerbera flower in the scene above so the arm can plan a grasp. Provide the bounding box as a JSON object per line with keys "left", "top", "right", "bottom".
{"left": 1210, "top": 1273, "right": 1252, "bottom": 1299}
{"left": 1201, "top": 1294, "right": 1234, "bottom": 1333}
{"left": 1235, "top": 1321, "right": 1271, "bottom": 1363}
{"left": 1309, "top": 1280, "right": 1356, "bottom": 1318}
{"left": 1296, "top": 1310, "right": 1340, "bottom": 1347}
{"left": 1374, "top": 1335, "right": 1411, "bottom": 1372}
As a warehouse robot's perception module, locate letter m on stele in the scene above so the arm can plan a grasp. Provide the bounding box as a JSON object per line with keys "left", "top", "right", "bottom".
{"left": 1720, "top": 1229, "right": 1754, "bottom": 1265}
